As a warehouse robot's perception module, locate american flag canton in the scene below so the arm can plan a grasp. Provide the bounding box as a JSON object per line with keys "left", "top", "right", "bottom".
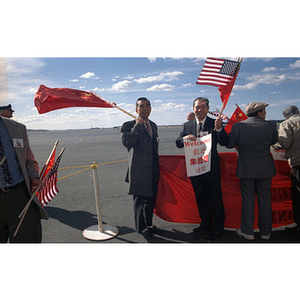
{"left": 47, "top": 151, "right": 63, "bottom": 179}
{"left": 219, "top": 60, "right": 240, "bottom": 77}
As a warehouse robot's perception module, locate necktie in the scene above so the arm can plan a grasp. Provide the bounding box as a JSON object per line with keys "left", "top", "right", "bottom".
{"left": 145, "top": 121, "right": 153, "bottom": 139}
{"left": 0, "top": 135, "right": 13, "bottom": 185}
{"left": 198, "top": 122, "right": 202, "bottom": 137}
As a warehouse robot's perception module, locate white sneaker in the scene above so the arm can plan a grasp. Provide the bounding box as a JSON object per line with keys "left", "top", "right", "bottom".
{"left": 236, "top": 228, "right": 255, "bottom": 240}
{"left": 261, "top": 233, "right": 271, "bottom": 240}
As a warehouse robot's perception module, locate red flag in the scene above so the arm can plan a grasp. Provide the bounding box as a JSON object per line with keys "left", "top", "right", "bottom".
{"left": 155, "top": 154, "right": 294, "bottom": 229}
{"left": 224, "top": 106, "right": 248, "bottom": 134}
{"left": 39, "top": 141, "right": 58, "bottom": 181}
{"left": 34, "top": 85, "right": 116, "bottom": 114}
{"left": 38, "top": 148, "right": 65, "bottom": 207}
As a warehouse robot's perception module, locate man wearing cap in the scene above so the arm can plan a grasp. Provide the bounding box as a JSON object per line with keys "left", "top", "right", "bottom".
{"left": 273, "top": 105, "right": 300, "bottom": 235}
{"left": 226, "top": 102, "right": 278, "bottom": 240}
{"left": 0, "top": 104, "right": 14, "bottom": 118}
{"left": 0, "top": 115, "right": 49, "bottom": 242}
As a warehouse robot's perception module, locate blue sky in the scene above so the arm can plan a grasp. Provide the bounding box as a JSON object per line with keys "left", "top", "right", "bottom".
{"left": 1, "top": 57, "right": 300, "bottom": 130}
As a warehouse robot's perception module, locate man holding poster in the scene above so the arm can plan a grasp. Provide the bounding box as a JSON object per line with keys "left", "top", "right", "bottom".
{"left": 176, "top": 97, "right": 228, "bottom": 240}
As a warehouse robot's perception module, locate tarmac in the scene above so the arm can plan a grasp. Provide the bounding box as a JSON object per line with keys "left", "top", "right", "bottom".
{"left": 27, "top": 126, "right": 300, "bottom": 244}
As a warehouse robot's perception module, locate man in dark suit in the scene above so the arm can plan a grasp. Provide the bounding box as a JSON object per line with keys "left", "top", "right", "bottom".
{"left": 226, "top": 102, "right": 278, "bottom": 240}
{"left": 176, "top": 97, "right": 228, "bottom": 240}
{"left": 121, "top": 97, "right": 161, "bottom": 239}
{"left": 0, "top": 116, "right": 49, "bottom": 242}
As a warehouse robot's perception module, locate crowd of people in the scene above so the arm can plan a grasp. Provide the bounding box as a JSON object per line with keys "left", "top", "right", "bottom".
{"left": 121, "top": 97, "right": 300, "bottom": 241}
{"left": 0, "top": 99, "right": 299, "bottom": 243}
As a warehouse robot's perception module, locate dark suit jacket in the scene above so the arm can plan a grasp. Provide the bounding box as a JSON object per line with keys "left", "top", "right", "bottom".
{"left": 1, "top": 117, "right": 49, "bottom": 220}
{"left": 121, "top": 119, "right": 159, "bottom": 197}
{"left": 176, "top": 117, "right": 228, "bottom": 172}
{"left": 226, "top": 116, "right": 278, "bottom": 178}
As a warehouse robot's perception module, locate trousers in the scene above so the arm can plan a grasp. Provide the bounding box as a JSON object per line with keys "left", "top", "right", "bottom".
{"left": 0, "top": 181, "right": 42, "bottom": 243}
{"left": 239, "top": 178, "right": 272, "bottom": 236}
{"left": 133, "top": 177, "right": 159, "bottom": 233}
{"left": 291, "top": 166, "right": 300, "bottom": 226}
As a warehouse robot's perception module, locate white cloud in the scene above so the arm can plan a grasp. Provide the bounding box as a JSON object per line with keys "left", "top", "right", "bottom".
{"left": 234, "top": 73, "right": 300, "bottom": 90}
{"left": 262, "top": 67, "right": 277, "bottom": 72}
{"left": 146, "top": 84, "right": 175, "bottom": 91}
{"left": 290, "top": 60, "right": 300, "bottom": 69}
{"left": 134, "top": 71, "right": 184, "bottom": 84}
{"left": 70, "top": 79, "right": 79, "bottom": 82}
{"left": 110, "top": 80, "right": 131, "bottom": 91}
{"left": 80, "top": 72, "right": 95, "bottom": 79}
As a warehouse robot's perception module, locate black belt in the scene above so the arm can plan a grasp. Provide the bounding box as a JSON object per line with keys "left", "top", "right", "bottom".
{"left": 1, "top": 181, "right": 25, "bottom": 193}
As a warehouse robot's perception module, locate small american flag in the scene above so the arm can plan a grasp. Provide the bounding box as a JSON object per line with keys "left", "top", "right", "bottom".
{"left": 38, "top": 148, "right": 65, "bottom": 207}
{"left": 196, "top": 57, "right": 240, "bottom": 87}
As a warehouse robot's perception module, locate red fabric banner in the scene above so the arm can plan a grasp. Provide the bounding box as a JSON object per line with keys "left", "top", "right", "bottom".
{"left": 155, "top": 153, "right": 293, "bottom": 229}
{"left": 34, "top": 85, "right": 115, "bottom": 114}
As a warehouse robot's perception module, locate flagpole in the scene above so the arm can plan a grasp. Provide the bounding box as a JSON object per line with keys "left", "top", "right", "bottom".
{"left": 114, "top": 105, "right": 136, "bottom": 119}
{"left": 13, "top": 186, "right": 42, "bottom": 237}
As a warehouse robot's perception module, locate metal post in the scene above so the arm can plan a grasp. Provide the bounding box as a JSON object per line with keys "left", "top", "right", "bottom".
{"left": 82, "top": 162, "right": 119, "bottom": 241}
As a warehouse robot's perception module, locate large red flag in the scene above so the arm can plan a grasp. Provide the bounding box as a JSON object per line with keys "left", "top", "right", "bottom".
{"left": 34, "top": 85, "right": 116, "bottom": 114}
{"left": 224, "top": 106, "right": 248, "bottom": 134}
{"left": 155, "top": 154, "right": 293, "bottom": 229}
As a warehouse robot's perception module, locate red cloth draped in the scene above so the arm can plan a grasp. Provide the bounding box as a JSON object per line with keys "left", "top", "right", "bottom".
{"left": 155, "top": 153, "right": 293, "bottom": 229}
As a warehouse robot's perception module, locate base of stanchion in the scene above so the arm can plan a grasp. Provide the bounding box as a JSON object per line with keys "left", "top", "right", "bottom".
{"left": 83, "top": 224, "right": 119, "bottom": 241}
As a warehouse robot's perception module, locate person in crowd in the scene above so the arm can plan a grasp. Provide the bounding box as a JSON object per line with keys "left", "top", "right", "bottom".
{"left": 0, "top": 115, "right": 49, "bottom": 242}
{"left": 272, "top": 105, "right": 300, "bottom": 235}
{"left": 176, "top": 97, "right": 228, "bottom": 240}
{"left": 226, "top": 102, "right": 278, "bottom": 240}
{"left": 121, "top": 97, "right": 162, "bottom": 240}
{"left": 0, "top": 104, "right": 14, "bottom": 118}
{"left": 186, "top": 112, "right": 195, "bottom": 121}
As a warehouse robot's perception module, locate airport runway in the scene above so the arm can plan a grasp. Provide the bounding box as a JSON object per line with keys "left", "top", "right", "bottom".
{"left": 27, "top": 126, "right": 300, "bottom": 243}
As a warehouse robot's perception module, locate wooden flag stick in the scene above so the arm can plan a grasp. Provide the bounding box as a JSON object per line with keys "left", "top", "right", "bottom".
{"left": 13, "top": 185, "right": 42, "bottom": 237}
{"left": 115, "top": 105, "right": 136, "bottom": 119}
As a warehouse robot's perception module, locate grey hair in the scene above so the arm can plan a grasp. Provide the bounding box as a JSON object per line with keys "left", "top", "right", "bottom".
{"left": 282, "top": 105, "right": 299, "bottom": 120}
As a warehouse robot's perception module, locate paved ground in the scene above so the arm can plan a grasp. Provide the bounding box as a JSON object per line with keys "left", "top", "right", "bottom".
{"left": 26, "top": 127, "right": 300, "bottom": 244}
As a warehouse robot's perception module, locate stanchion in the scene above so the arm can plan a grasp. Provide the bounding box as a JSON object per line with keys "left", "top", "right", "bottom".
{"left": 83, "top": 162, "right": 119, "bottom": 241}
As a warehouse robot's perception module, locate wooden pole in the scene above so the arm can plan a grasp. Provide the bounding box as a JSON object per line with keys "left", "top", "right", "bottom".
{"left": 115, "top": 105, "right": 136, "bottom": 119}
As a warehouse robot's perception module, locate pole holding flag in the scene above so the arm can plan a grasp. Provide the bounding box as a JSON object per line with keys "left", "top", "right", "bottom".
{"left": 82, "top": 162, "right": 119, "bottom": 241}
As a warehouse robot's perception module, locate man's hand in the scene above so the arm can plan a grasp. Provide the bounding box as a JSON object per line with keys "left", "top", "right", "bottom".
{"left": 30, "top": 178, "right": 44, "bottom": 192}
{"left": 135, "top": 116, "right": 144, "bottom": 125}
{"left": 215, "top": 117, "right": 222, "bottom": 130}
{"left": 184, "top": 134, "right": 197, "bottom": 141}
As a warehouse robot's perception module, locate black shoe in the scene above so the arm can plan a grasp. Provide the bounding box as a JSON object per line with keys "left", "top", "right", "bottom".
{"left": 207, "top": 231, "right": 223, "bottom": 240}
{"left": 193, "top": 224, "right": 212, "bottom": 233}
{"left": 142, "top": 229, "right": 154, "bottom": 239}
{"left": 148, "top": 225, "right": 164, "bottom": 235}
{"left": 285, "top": 226, "right": 300, "bottom": 233}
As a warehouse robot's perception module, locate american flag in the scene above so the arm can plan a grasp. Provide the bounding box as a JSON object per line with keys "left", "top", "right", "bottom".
{"left": 38, "top": 148, "right": 65, "bottom": 207}
{"left": 196, "top": 57, "right": 240, "bottom": 87}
